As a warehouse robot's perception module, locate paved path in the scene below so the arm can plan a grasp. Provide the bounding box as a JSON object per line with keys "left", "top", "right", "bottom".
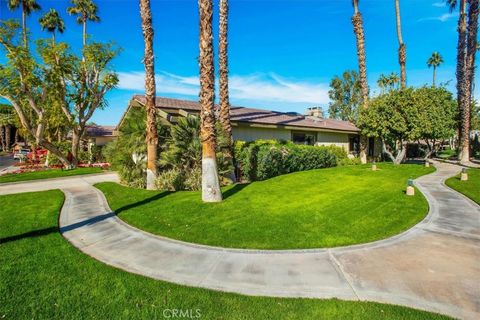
{"left": 1, "top": 164, "right": 478, "bottom": 319}
{"left": 0, "top": 154, "right": 16, "bottom": 172}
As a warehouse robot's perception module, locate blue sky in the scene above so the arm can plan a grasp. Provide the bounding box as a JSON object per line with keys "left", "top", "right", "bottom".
{"left": 0, "top": 0, "right": 473, "bottom": 125}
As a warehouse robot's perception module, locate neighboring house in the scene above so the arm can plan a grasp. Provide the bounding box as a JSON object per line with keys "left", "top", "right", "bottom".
{"left": 119, "top": 95, "right": 381, "bottom": 157}
{"left": 83, "top": 125, "right": 117, "bottom": 146}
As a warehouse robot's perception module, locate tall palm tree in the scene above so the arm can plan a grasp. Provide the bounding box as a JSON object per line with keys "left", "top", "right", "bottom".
{"left": 218, "top": 0, "right": 236, "bottom": 182}
{"left": 394, "top": 0, "right": 407, "bottom": 88}
{"left": 199, "top": 0, "right": 222, "bottom": 202}
{"left": 7, "top": 0, "right": 41, "bottom": 48}
{"left": 449, "top": 0, "right": 474, "bottom": 163}
{"left": 39, "top": 9, "right": 65, "bottom": 46}
{"left": 462, "top": 0, "right": 479, "bottom": 162}
{"left": 351, "top": 0, "right": 369, "bottom": 164}
{"left": 67, "top": 0, "right": 100, "bottom": 47}
{"left": 427, "top": 52, "right": 444, "bottom": 87}
{"left": 139, "top": 0, "right": 158, "bottom": 190}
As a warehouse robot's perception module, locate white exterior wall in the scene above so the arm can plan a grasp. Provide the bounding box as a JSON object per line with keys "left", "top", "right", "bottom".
{"left": 232, "top": 126, "right": 291, "bottom": 141}
{"left": 315, "top": 131, "right": 350, "bottom": 153}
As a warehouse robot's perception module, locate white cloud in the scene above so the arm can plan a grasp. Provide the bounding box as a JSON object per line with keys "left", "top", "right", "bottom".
{"left": 419, "top": 12, "right": 458, "bottom": 22}
{"left": 117, "top": 71, "right": 329, "bottom": 108}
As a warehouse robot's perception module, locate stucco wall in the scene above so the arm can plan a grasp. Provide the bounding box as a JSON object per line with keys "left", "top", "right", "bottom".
{"left": 315, "top": 131, "right": 350, "bottom": 152}
{"left": 94, "top": 136, "right": 115, "bottom": 146}
{"left": 232, "top": 126, "right": 291, "bottom": 141}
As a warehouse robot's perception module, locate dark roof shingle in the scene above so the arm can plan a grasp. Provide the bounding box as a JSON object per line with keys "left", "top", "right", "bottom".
{"left": 132, "top": 95, "right": 359, "bottom": 133}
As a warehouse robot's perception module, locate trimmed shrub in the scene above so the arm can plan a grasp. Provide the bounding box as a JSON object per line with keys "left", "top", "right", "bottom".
{"left": 235, "top": 140, "right": 344, "bottom": 181}
{"left": 155, "top": 168, "right": 185, "bottom": 191}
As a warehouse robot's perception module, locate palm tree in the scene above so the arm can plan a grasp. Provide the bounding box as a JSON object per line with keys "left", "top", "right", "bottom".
{"left": 67, "top": 0, "right": 100, "bottom": 47}
{"left": 139, "top": 0, "right": 158, "bottom": 190}
{"left": 7, "top": 0, "right": 41, "bottom": 48}
{"left": 199, "top": 0, "right": 222, "bottom": 202}
{"left": 427, "top": 52, "right": 444, "bottom": 87}
{"left": 351, "top": 0, "right": 369, "bottom": 164}
{"left": 39, "top": 9, "right": 65, "bottom": 46}
{"left": 448, "top": 0, "right": 475, "bottom": 163}
{"left": 218, "top": 0, "right": 236, "bottom": 182}
{"left": 394, "top": 0, "right": 407, "bottom": 88}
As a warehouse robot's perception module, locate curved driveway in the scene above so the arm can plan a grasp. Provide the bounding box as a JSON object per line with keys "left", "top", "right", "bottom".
{"left": 0, "top": 163, "right": 478, "bottom": 319}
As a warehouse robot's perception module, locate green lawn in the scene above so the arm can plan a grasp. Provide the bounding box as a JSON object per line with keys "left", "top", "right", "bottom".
{"left": 0, "top": 190, "right": 450, "bottom": 319}
{"left": 445, "top": 168, "right": 480, "bottom": 204}
{"left": 0, "top": 167, "right": 104, "bottom": 183}
{"left": 97, "top": 163, "right": 434, "bottom": 249}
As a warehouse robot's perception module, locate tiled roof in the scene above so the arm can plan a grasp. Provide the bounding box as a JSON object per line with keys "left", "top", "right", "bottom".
{"left": 132, "top": 95, "right": 359, "bottom": 133}
{"left": 85, "top": 125, "right": 116, "bottom": 137}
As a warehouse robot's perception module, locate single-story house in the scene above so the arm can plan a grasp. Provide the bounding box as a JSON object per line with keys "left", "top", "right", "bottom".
{"left": 83, "top": 125, "right": 117, "bottom": 146}
{"left": 117, "top": 95, "right": 381, "bottom": 158}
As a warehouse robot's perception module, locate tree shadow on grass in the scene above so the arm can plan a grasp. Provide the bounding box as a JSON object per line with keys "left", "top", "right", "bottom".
{"left": 0, "top": 226, "right": 58, "bottom": 244}
{"left": 222, "top": 183, "right": 250, "bottom": 200}
{"left": 115, "top": 191, "right": 172, "bottom": 215}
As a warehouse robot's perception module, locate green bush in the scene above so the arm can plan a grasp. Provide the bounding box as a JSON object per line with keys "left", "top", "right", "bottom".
{"left": 155, "top": 168, "right": 185, "bottom": 191}
{"left": 235, "top": 140, "right": 343, "bottom": 181}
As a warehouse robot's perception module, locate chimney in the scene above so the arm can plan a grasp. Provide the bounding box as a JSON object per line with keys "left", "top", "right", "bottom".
{"left": 305, "top": 106, "right": 324, "bottom": 119}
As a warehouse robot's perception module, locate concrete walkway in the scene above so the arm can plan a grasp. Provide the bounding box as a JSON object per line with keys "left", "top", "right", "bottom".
{"left": 1, "top": 163, "right": 478, "bottom": 319}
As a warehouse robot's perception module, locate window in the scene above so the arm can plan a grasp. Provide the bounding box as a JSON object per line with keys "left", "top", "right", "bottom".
{"left": 292, "top": 132, "right": 316, "bottom": 145}
{"left": 349, "top": 136, "right": 360, "bottom": 153}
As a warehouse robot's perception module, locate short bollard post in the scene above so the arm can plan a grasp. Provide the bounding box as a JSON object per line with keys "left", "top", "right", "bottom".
{"left": 406, "top": 178, "right": 415, "bottom": 196}
{"left": 372, "top": 161, "right": 377, "bottom": 171}
{"left": 461, "top": 168, "right": 468, "bottom": 181}
{"left": 425, "top": 160, "right": 430, "bottom": 168}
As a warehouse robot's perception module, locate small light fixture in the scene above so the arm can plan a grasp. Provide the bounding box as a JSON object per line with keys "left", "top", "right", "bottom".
{"left": 461, "top": 168, "right": 468, "bottom": 181}
{"left": 425, "top": 160, "right": 430, "bottom": 168}
{"left": 406, "top": 178, "right": 415, "bottom": 196}
{"left": 372, "top": 160, "right": 377, "bottom": 171}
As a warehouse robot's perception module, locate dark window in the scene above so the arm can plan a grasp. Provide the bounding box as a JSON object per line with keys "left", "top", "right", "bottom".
{"left": 349, "top": 136, "right": 360, "bottom": 153}
{"left": 368, "top": 137, "right": 375, "bottom": 157}
{"left": 292, "top": 132, "right": 316, "bottom": 145}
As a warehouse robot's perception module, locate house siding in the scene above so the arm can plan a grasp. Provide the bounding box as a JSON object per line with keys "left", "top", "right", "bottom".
{"left": 315, "top": 131, "right": 350, "bottom": 152}
{"left": 232, "top": 126, "right": 291, "bottom": 141}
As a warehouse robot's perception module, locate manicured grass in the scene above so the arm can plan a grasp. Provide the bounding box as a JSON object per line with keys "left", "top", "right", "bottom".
{"left": 0, "top": 167, "right": 104, "bottom": 183}
{"left": 97, "top": 163, "right": 434, "bottom": 249}
{"left": 445, "top": 168, "right": 480, "bottom": 204}
{"left": 0, "top": 190, "right": 450, "bottom": 319}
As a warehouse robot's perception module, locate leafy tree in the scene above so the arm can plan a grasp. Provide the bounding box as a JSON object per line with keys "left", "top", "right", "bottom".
{"left": 358, "top": 87, "right": 457, "bottom": 163}
{"left": 0, "top": 104, "right": 16, "bottom": 151}
{"left": 39, "top": 9, "right": 65, "bottom": 45}
{"left": 377, "top": 72, "right": 400, "bottom": 93}
{"left": 427, "top": 52, "right": 444, "bottom": 87}
{"left": 328, "top": 70, "right": 362, "bottom": 122}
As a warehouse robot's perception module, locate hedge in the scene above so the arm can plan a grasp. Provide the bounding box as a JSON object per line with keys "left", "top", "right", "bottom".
{"left": 235, "top": 140, "right": 347, "bottom": 181}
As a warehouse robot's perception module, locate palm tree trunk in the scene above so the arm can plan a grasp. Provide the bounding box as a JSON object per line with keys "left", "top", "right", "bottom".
{"left": 433, "top": 66, "right": 436, "bottom": 87}
{"left": 199, "top": 0, "right": 222, "bottom": 202}
{"left": 218, "top": 0, "right": 236, "bottom": 183}
{"left": 52, "top": 32, "right": 55, "bottom": 46}
{"left": 456, "top": 0, "right": 469, "bottom": 162}
{"left": 22, "top": 5, "right": 27, "bottom": 48}
{"left": 140, "top": 0, "right": 158, "bottom": 190}
{"left": 5, "top": 125, "right": 11, "bottom": 152}
{"left": 83, "top": 15, "right": 87, "bottom": 47}
{"left": 459, "top": 0, "right": 479, "bottom": 163}
{"left": 395, "top": 0, "right": 407, "bottom": 88}
{"left": 352, "top": 0, "right": 369, "bottom": 164}
{"left": 0, "top": 126, "right": 5, "bottom": 152}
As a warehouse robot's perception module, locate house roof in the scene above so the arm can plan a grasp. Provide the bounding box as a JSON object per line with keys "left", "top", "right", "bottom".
{"left": 85, "top": 125, "right": 116, "bottom": 137}
{"left": 132, "top": 95, "right": 360, "bottom": 133}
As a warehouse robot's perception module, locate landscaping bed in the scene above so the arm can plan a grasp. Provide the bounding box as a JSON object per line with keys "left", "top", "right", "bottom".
{"left": 0, "top": 190, "right": 450, "bottom": 319}
{"left": 97, "top": 163, "right": 434, "bottom": 249}
{"left": 0, "top": 166, "right": 106, "bottom": 184}
{"left": 445, "top": 168, "right": 480, "bottom": 204}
